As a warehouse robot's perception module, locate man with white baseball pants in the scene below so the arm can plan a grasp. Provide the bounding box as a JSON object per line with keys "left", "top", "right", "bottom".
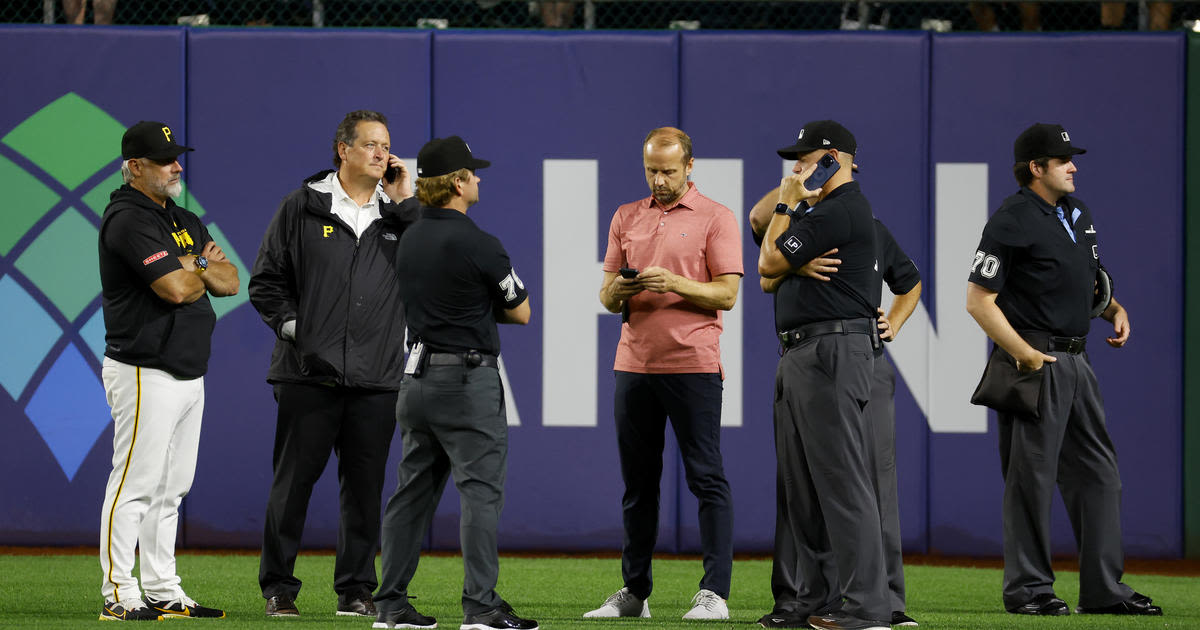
{"left": 97, "top": 120, "right": 239, "bottom": 621}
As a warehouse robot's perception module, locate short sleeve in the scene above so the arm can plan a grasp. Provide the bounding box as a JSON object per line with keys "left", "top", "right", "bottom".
{"left": 475, "top": 234, "right": 529, "bottom": 309}
{"left": 602, "top": 208, "right": 625, "bottom": 273}
{"left": 775, "top": 202, "right": 852, "bottom": 269}
{"left": 706, "top": 207, "right": 743, "bottom": 277}
{"left": 877, "top": 224, "right": 920, "bottom": 295}
{"left": 104, "top": 210, "right": 183, "bottom": 285}
{"left": 968, "top": 211, "right": 1024, "bottom": 292}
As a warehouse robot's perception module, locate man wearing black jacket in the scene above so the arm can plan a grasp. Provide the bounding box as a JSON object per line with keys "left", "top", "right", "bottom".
{"left": 249, "top": 110, "right": 420, "bottom": 618}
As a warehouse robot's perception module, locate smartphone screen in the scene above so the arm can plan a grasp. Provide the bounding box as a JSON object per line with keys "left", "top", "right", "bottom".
{"left": 804, "top": 153, "right": 841, "bottom": 190}
{"left": 619, "top": 267, "right": 639, "bottom": 279}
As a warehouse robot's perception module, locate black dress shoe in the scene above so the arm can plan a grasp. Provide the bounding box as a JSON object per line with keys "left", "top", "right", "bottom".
{"left": 462, "top": 605, "right": 538, "bottom": 629}
{"left": 1007, "top": 593, "right": 1069, "bottom": 616}
{"left": 266, "top": 594, "right": 299, "bottom": 617}
{"left": 1076, "top": 591, "right": 1163, "bottom": 615}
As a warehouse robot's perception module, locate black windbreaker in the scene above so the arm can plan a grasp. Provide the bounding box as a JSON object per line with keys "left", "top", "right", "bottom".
{"left": 249, "top": 170, "right": 419, "bottom": 389}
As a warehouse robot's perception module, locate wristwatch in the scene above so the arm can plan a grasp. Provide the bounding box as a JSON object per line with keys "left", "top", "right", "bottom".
{"left": 194, "top": 255, "right": 208, "bottom": 274}
{"left": 774, "top": 203, "right": 790, "bottom": 215}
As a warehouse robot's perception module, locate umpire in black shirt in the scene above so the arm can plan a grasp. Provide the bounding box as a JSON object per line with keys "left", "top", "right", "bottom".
{"left": 758, "top": 120, "right": 890, "bottom": 630}
{"left": 373, "top": 136, "right": 537, "bottom": 630}
{"left": 966, "top": 123, "right": 1160, "bottom": 617}
{"left": 751, "top": 182, "right": 923, "bottom": 628}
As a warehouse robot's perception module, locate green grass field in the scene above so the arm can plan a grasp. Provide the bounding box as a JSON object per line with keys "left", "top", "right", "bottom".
{"left": 1, "top": 553, "right": 1197, "bottom": 629}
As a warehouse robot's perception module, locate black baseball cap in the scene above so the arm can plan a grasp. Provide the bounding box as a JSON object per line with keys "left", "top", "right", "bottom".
{"left": 416, "top": 136, "right": 491, "bottom": 178}
{"left": 1013, "top": 123, "right": 1086, "bottom": 163}
{"left": 776, "top": 120, "right": 857, "bottom": 159}
{"left": 121, "top": 121, "right": 193, "bottom": 161}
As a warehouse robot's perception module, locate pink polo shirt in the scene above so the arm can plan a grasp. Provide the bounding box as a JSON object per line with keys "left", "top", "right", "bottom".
{"left": 603, "top": 182, "right": 743, "bottom": 375}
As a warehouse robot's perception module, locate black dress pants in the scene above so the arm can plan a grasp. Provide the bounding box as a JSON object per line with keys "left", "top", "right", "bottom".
{"left": 998, "top": 351, "right": 1131, "bottom": 610}
{"left": 613, "top": 371, "right": 733, "bottom": 601}
{"left": 771, "top": 333, "right": 890, "bottom": 624}
{"left": 259, "top": 382, "right": 397, "bottom": 600}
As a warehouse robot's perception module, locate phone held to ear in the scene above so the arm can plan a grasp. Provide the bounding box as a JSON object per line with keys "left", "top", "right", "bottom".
{"left": 804, "top": 153, "right": 841, "bottom": 190}
{"left": 619, "top": 267, "right": 639, "bottom": 279}
{"left": 384, "top": 164, "right": 399, "bottom": 184}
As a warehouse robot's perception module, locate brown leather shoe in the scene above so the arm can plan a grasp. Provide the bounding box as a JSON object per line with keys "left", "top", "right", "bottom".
{"left": 266, "top": 594, "right": 299, "bottom": 617}
{"left": 337, "top": 591, "right": 377, "bottom": 617}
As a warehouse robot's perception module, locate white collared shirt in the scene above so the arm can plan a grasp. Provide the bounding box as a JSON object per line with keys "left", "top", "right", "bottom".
{"left": 308, "top": 171, "right": 392, "bottom": 238}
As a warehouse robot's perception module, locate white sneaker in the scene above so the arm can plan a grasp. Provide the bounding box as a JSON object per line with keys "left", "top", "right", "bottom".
{"left": 682, "top": 589, "right": 728, "bottom": 620}
{"left": 583, "top": 587, "right": 651, "bottom": 618}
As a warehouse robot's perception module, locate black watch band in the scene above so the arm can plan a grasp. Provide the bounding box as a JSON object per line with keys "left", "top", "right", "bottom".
{"left": 774, "top": 203, "right": 790, "bottom": 215}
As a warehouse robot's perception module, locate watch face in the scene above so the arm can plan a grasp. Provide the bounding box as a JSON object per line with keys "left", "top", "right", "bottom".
{"left": 195, "top": 255, "right": 208, "bottom": 270}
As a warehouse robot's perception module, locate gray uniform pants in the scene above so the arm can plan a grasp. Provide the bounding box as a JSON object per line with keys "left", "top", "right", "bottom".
{"left": 769, "top": 353, "right": 905, "bottom": 616}
{"left": 771, "top": 332, "right": 890, "bottom": 623}
{"left": 376, "top": 364, "right": 508, "bottom": 616}
{"left": 998, "top": 350, "right": 1131, "bottom": 610}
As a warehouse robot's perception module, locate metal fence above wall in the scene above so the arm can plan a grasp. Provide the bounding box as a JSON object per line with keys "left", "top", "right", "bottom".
{"left": 5, "top": 0, "right": 1198, "bottom": 31}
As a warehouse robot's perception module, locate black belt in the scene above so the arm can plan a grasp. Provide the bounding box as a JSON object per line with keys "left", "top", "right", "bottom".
{"left": 778, "top": 318, "right": 877, "bottom": 350}
{"left": 427, "top": 351, "right": 498, "bottom": 368}
{"left": 1019, "top": 330, "right": 1087, "bottom": 354}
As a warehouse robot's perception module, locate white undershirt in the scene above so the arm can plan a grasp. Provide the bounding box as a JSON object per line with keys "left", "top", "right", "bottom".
{"left": 309, "top": 171, "right": 391, "bottom": 238}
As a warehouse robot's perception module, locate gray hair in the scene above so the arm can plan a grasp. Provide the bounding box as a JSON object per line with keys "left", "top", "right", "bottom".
{"left": 120, "top": 160, "right": 134, "bottom": 184}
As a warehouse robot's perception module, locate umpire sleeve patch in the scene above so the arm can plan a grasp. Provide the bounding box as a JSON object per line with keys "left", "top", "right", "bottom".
{"left": 143, "top": 250, "right": 168, "bottom": 266}
{"left": 783, "top": 236, "right": 802, "bottom": 254}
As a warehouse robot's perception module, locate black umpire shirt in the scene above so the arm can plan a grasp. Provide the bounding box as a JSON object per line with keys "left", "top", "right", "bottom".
{"left": 396, "top": 206, "right": 528, "bottom": 355}
{"left": 871, "top": 219, "right": 921, "bottom": 309}
{"left": 968, "top": 188, "right": 1101, "bottom": 338}
{"left": 773, "top": 181, "right": 878, "bottom": 330}
{"left": 99, "top": 184, "right": 215, "bottom": 379}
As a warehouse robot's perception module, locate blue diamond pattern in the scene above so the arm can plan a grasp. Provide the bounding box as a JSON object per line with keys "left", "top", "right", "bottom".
{"left": 80, "top": 307, "right": 106, "bottom": 362}
{"left": 0, "top": 275, "right": 62, "bottom": 400}
{"left": 25, "top": 343, "right": 110, "bottom": 481}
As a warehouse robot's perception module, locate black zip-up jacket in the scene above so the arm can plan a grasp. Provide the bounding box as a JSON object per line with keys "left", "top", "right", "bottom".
{"left": 249, "top": 170, "right": 419, "bottom": 389}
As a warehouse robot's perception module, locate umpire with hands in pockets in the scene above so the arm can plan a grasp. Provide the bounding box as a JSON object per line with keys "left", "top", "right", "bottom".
{"left": 373, "top": 136, "right": 537, "bottom": 630}
{"left": 758, "top": 120, "right": 891, "bottom": 630}
{"left": 966, "top": 123, "right": 1160, "bottom": 617}
{"left": 249, "top": 110, "right": 419, "bottom": 618}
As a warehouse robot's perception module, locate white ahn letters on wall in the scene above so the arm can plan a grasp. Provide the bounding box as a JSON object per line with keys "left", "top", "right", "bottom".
{"left": 521, "top": 159, "right": 990, "bottom": 433}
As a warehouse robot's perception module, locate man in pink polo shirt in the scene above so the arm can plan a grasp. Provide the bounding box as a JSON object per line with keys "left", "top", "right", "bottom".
{"left": 584, "top": 127, "right": 742, "bottom": 621}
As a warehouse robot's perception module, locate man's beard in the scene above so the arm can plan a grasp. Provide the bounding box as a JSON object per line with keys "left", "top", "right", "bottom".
{"left": 154, "top": 180, "right": 183, "bottom": 199}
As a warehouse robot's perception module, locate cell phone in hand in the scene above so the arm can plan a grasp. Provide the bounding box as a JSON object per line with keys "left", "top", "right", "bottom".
{"left": 384, "top": 164, "right": 399, "bottom": 184}
{"left": 619, "top": 267, "right": 639, "bottom": 279}
{"left": 804, "top": 153, "right": 841, "bottom": 190}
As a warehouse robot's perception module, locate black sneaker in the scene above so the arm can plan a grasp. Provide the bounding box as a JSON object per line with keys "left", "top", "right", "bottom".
{"left": 100, "top": 600, "right": 164, "bottom": 621}
{"left": 338, "top": 590, "right": 378, "bottom": 617}
{"left": 807, "top": 611, "right": 889, "bottom": 630}
{"left": 461, "top": 605, "right": 538, "bottom": 630}
{"left": 373, "top": 604, "right": 438, "bottom": 629}
{"left": 146, "top": 595, "right": 225, "bottom": 618}
{"left": 757, "top": 609, "right": 814, "bottom": 628}
{"left": 265, "top": 594, "right": 299, "bottom": 617}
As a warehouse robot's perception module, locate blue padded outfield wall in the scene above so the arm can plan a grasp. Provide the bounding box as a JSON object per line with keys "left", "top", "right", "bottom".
{"left": 0, "top": 26, "right": 1185, "bottom": 557}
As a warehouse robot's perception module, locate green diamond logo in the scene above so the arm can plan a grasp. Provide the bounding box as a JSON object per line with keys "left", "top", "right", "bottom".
{"left": 2, "top": 92, "right": 126, "bottom": 190}
{"left": 0, "top": 154, "right": 60, "bottom": 256}
{"left": 1, "top": 92, "right": 249, "bottom": 480}
{"left": 15, "top": 208, "right": 101, "bottom": 322}
{"left": 80, "top": 169, "right": 123, "bottom": 218}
